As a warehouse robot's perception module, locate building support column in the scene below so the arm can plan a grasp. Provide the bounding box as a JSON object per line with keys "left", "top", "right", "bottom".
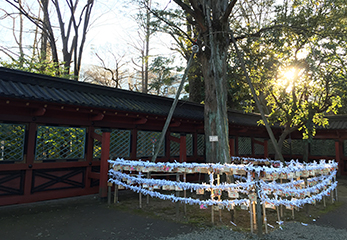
{"left": 335, "top": 140, "right": 342, "bottom": 176}
{"left": 99, "top": 128, "right": 111, "bottom": 198}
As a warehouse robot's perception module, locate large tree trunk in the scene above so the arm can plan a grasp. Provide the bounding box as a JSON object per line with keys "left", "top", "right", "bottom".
{"left": 201, "top": 3, "right": 231, "bottom": 164}
{"left": 173, "top": 0, "right": 237, "bottom": 163}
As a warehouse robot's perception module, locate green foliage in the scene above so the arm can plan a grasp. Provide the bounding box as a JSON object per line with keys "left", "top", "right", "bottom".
{"left": 148, "top": 56, "right": 178, "bottom": 96}
{"left": 230, "top": 0, "right": 347, "bottom": 141}
{"left": 148, "top": 5, "right": 204, "bottom": 102}
{"left": 0, "top": 55, "right": 74, "bottom": 79}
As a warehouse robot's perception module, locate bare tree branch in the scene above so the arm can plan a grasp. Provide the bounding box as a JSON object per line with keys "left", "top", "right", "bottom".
{"left": 221, "top": 0, "right": 237, "bottom": 23}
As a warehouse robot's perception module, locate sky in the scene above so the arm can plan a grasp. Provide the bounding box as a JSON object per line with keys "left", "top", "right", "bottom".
{"left": 0, "top": 0, "right": 182, "bottom": 75}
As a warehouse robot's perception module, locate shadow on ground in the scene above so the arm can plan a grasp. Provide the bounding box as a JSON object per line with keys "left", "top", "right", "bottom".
{"left": 0, "top": 193, "right": 195, "bottom": 240}
{"left": 1, "top": 177, "right": 347, "bottom": 240}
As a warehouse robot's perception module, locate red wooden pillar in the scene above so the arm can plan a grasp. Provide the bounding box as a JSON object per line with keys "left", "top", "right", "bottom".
{"left": 99, "top": 129, "right": 111, "bottom": 198}
{"left": 179, "top": 134, "right": 187, "bottom": 163}
{"left": 335, "top": 140, "right": 343, "bottom": 176}
{"left": 85, "top": 126, "right": 95, "bottom": 190}
{"left": 24, "top": 122, "right": 37, "bottom": 196}
{"left": 229, "top": 138, "right": 235, "bottom": 156}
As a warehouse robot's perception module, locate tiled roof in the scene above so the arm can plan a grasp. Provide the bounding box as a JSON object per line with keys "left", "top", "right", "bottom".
{"left": 0, "top": 67, "right": 260, "bottom": 126}
{"left": 2, "top": 67, "right": 345, "bottom": 130}
{"left": 323, "top": 115, "right": 347, "bottom": 130}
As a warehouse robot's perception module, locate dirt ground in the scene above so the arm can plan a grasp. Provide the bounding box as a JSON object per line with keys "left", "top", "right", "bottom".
{"left": 0, "top": 177, "right": 346, "bottom": 240}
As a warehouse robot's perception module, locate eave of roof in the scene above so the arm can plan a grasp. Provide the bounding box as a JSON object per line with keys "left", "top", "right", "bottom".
{"left": 0, "top": 67, "right": 263, "bottom": 126}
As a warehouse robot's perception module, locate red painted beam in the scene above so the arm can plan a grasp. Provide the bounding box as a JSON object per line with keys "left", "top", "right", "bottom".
{"left": 33, "top": 107, "right": 46, "bottom": 116}
{"left": 91, "top": 113, "right": 104, "bottom": 121}
{"left": 169, "top": 121, "right": 181, "bottom": 127}
{"left": 134, "top": 118, "right": 147, "bottom": 124}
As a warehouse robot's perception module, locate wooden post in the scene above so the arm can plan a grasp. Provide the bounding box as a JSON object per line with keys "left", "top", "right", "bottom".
{"left": 114, "top": 185, "right": 118, "bottom": 204}
{"left": 99, "top": 129, "right": 111, "bottom": 199}
{"left": 139, "top": 192, "right": 142, "bottom": 208}
{"left": 263, "top": 204, "right": 268, "bottom": 234}
{"left": 147, "top": 172, "right": 150, "bottom": 204}
{"left": 255, "top": 174, "right": 262, "bottom": 237}
{"left": 217, "top": 174, "right": 222, "bottom": 222}
{"left": 335, "top": 175, "right": 338, "bottom": 201}
{"left": 250, "top": 202, "right": 254, "bottom": 234}
{"left": 253, "top": 202, "right": 257, "bottom": 230}
{"left": 107, "top": 184, "right": 112, "bottom": 204}
{"left": 280, "top": 179, "right": 284, "bottom": 217}
{"left": 276, "top": 206, "right": 281, "bottom": 224}
{"left": 184, "top": 173, "right": 187, "bottom": 215}
{"left": 176, "top": 173, "right": 180, "bottom": 219}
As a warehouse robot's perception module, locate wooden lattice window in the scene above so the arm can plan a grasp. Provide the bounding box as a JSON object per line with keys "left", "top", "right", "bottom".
{"left": 291, "top": 139, "right": 304, "bottom": 155}
{"left": 197, "top": 134, "right": 205, "bottom": 156}
{"left": 0, "top": 123, "right": 26, "bottom": 162}
{"left": 170, "top": 133, "right": 180, "bottom": 157}
{"left": 238, "top": 137, "right": 251, "bottom": 155}
{"left": 254, "top": 138, "right": 265, "bottom": 155}
{"left": 310, "top": 139, "right": 335, "bottom": 156}
{"left": 93, "top": 129, "right": 131, "bottom": 159}
{"left": 137, "top": 131, "right": 164, "bottom": 158}
{"left": 35, "top": 126, "right": 86, "bottom": 161}
{"left": 186, "top": 134, "right": 193, "bottom": 156}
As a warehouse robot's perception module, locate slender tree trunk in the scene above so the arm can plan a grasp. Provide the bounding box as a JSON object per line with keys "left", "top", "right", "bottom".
{"left": 40, "top": 0, "right": 48, "bottom": 63}
{"left": 41, "top": 0, "right": 59, "bottom": 69}
{"left": 75, "top": 0, "right": 94, "bottom": 79}
{"left": 18, "top": 0, "right": 24, "bottom": 66}
{"left": 143, "top": 0, "right": 151, "bottom": 93}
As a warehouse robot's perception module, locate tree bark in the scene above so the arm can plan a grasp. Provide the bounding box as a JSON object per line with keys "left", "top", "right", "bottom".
{"left": 201, "top": 2, "right": 231, "bottom": 164}
{"left": 173, "top": 0, "right": 235, "bottom": 163}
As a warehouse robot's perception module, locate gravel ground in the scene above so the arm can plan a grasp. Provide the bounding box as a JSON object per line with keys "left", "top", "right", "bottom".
{"left": 162, "top": 177, "right": 347, "bottom": 240}
{"left": 161, "top": 222, "right": 347, "bottom": 240}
